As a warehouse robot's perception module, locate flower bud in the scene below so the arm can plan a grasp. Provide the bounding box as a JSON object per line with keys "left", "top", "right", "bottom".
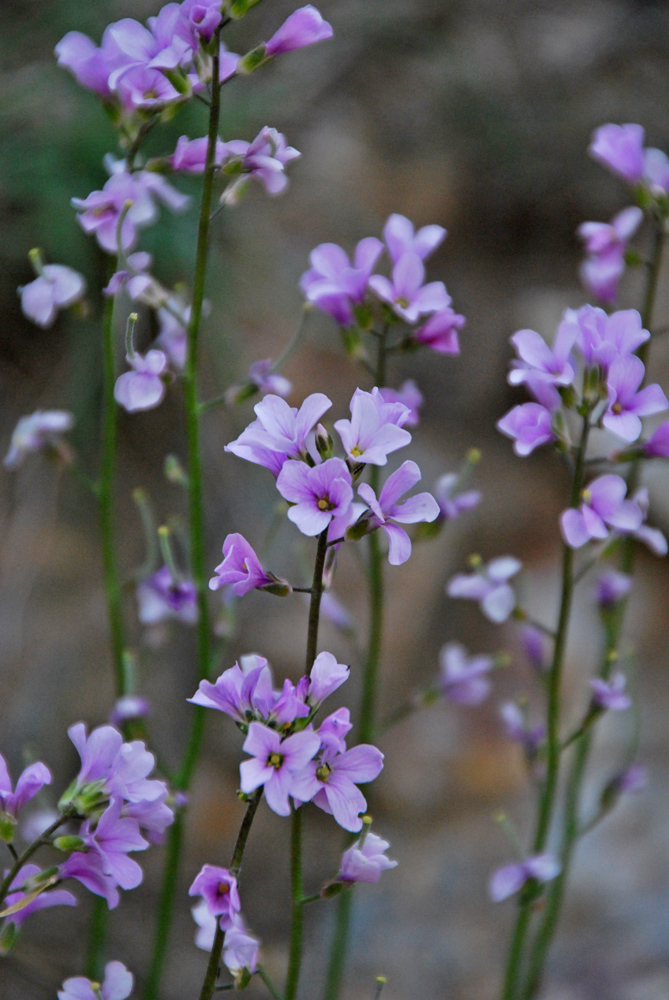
{"left": 237, "top": 45, "right": 269, "bottom": 75}
{"left": 228, "top": 0, "right": 263, "bottom": 18}
{"left": 54, "top": 835, "right": 86, "bottom": 853}
{"left": 164, "top": 454, "right": 189, "bottom": 486}
{"left": 346, "top": 515, "right": 373, "bottom": 542}
{"left": 0, "top": 921, "right": 19, "bottom": 956}
{"left": 260, "top": 574, "right": 292, "bottom": 598}
{"left": 315, "top": 423, "right": 334, "bottom": 461}
{"left": 0, "top": 812, "right": 16, "bottom": 844}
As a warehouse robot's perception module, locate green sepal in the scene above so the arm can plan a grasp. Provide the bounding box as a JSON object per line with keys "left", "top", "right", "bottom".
{"left": 229, "top": 0, "right": 264, "bottom": 18}
{"left": 0, "top": 921, "right": 19, "bottom": 956}
{"left": 237, "top": 45, "right": 270, "bottom": 75}
{"left": 0, "top": 812, "right": 16, "bottom": 844}
{"left": 54, "top": 835, "right": 86, "bottom": 853}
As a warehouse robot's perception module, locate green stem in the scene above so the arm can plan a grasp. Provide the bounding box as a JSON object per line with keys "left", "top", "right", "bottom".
{"left": 99, "top": 281, "right": 126, "bottom": 698}
{"left": 144, "top": 38, "right": 223, "bottom": 1000}
{"left": 258, "top": 966, "right": 284, "bottom": 1000}
{"left": 284, "top": 807, "right": 304, "bottom": 1000}
{"left": 322, "top": 328, "right": 388, "bottom": 1000}
{"left": 517, "top": 221, "right": 666, "bottom": 999}
{"left": 85, "top": 896, "right": 109, "bottom": 981}
{"left": 0, "top": 813, "right": 69, "bottom": 906}
{"left": 198, "top": 792, "right": 263, "bottom": 1000}
{"left": 500, "top": 415, "right": 590, "bottom": 1000}
{"left": 306, "top": 529, "right": 329, "bottom": 670}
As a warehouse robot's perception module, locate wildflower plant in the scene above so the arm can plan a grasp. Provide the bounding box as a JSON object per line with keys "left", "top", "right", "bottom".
{"left": 2, "top": 0, "right": 668, "bottom": 997}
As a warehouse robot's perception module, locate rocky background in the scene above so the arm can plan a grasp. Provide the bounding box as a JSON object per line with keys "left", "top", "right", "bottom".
{"left": 2, "top": 0, "right": 669, "bottom": 997}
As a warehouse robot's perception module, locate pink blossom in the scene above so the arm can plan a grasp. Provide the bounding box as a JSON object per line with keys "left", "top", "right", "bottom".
{"left": 434, "top": 473, "right": 481, "bottom": 520}
{"left": 188, "top": 865, "right": 241, "bottom": 928}
{"left": 223, "top": 128, "right": 300, "bottom": 204}
{"left": 308, "top": 651, "right": 350, "bottom": 707}
{"left": 265, "top": 6, "right": 334, "bottom": 57}
{"left": 645, "top": 420, "right": 669, "bottom": 457}
{"left": 357, "top": 460, "right": 439, "bottom": 565}
{"left": 226, "top": 392, "right": 332, "bottom": 475}
{"left": 383, "top": 213, "right": 446, "bottom": 263}
{"left": 438, "top": 643, "right": 493, "bottom": 705}
{"left": 4, "top": 410, "right": 74, "bottom": 469}
{"left": 447, "top": 556, "right": 521, "bottom": 623}
{"left": 379, "top": 380, "right": 423, "bottom": 428}
{"left": 277, "top": 457, "right": 354, "bottom": 536}
{"left": 573, "top": 305, "right": 649, "bottom": 371}
{"left": 189, "top": 654, "right": 274, "bottom": 725}
{"left": 239, "top": 724, "right": 321, "bottom": 817}
{"left": 80, "top": 798, "right": 148, "bottom": 891}
{"left": 2, "top": 864, "right": 76, "bottom": 929}
{"left": 368, "top": 252, "right": 450, "bottom": 323}
{"left": 20, "top": 264, "right": 86, "bottom": 328}
{"left": 589, "top": 123, "right": 646, "bottom": 184}
{"left": 334, "top": 387, "right": 412, "bottom": 466}
{"left": 414, "top": 307, "right": 465, "bottom": 354}
{"left": 0, "top": 755, "right": 51, "bottom": 820}
{"left": 490, "top": 854, "right": 560, "bottom": 902}
{"left": 497, "top": 402, "right": 556, "bottom": 456}
{"left": 591, "top": 672, "right": 631, "bottom": 711}
{"left": 300, "top": 238, "right": 383, "bottom": 326}
{"left": 136, "top": 566, "right": 198, "bottom": 625}
{"left": 603, "top": 355, "right": 668, "bottom": 443}
{"left": 508, "top": 319, "right": 576, "bottom": 388}
{"left": 340, "top": 831, "right": 397, "bottom": 883}
{"left": 223, "top": 917, "right": 260, "bottom": 978}
{"left": 209, "top": 533, "right": 283, "bottom": 596}
{"left": 291, "top": 742, "right": 384, "bottom": 832}
{"left": 58, "top": 961, "right": 133, "bottom": 1000}
{"left": 171, "top": 135, "right": 229, "bottom": 173}
{"left": 114, "top": 349, "right": 168, "bottom": 412}
{"left": 578, "top": 206, "right": 643, "bottom": 304}
{"left": 560, "top": 474, "right": 643, "bottom": 548}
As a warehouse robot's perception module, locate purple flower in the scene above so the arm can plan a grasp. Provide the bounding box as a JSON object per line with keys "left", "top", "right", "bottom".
{"left": 589, "top": 123, "right": 646, "bottom": 183}
{"left": 357, "top": 460, "right": 439, "bottom": 565}
{"left": 104, "top": 252, "right": 154, "bottom": 301}
{"left": 435, "top": 473, "right": 481, "bottom": 520}
{"left": 189, "top": 654, "right": 274, "bottom": 725}
{"left": 631, "top": 487, "right": 668, "bottom": 556}
{"left": 239, "top": 724, "right": 321, "bottom": 817}
{"left": 20, "top": 264, "right": 86, "bottom": 329}
{"left": 645, "top": 420, "right": 669, "bottom": 457}
{"left": 0, "top": 756, "right": 51, "bottom": 820}
{"left": 114, "top": 65, "right": 183, "bottom": 110}
{"left": 124, "top": 790, "right": 174, "bottom": 845}
{"left": 270, "top": 678, "right": 310, "bottom": 728}
{"left": 109, "top": 695, "right": 150, "bottom": 729}
{"left": 378, "top": 380, "right": 423, "bottom": 428}
{"left": 560, "top": 474, "right": 643, "bottom": 549}
{"left": 246, "top": 360, "right": 292, "bottom": 399}
{"left": 2, "top": 864, "right": 76, "bottom": 929}
{"left": 414, "top": 307, "right": 465, "bottom": 354}
{"left": 603, "top": 355, "right": 668, "bottom": 442}
{"left": 595, "top": 570, "right": 632, "bottom": 606}
{"left": 521, "top": 626, "right": 548, "bottom": 672}
{"left": 223, "top": 917, "right": 260, "bottom": 978}
{"left": 438, "top": 643, "right": 493, "bottom": 705}
{"left": 291, "top": 743, "right": 384, "bottom": 832}
{"left": 55, "top": 31, "right": 117, "bottom": 99}
{"left": 114, "top": 349, "right": 168, "bottom": 413}
{"left": 58, "top": 961, "right": 133, "bottom": 1000}
{"left": 317, "top": 708, "right": 353, "bottom": 755}
{"left": 180, "top": 0, "right": 224, "bottom": 44}
{"left": 171, "top": 135, "right": 229, "bottom": 173}
{"left": 489, "top": 853, "right": 560, "bottom": 902}
{"left": 192, "top": 898, "right": 217, "bottom": 951}
{"left": 188, "top": 865, "right": 241, "bottom": 928}
{"left": 277, "top": 457, "right": 354, "bottom": 536}
{"left": 223, "top": 127, "right": 300, "bottom": 205}
{"left": 59, "top": 851, "right": 120, "bottom": 909}
{"left": 72, "top": 169, "right": 189, "bottom": 254}
{"left": 340, "top": 831, "right": 397, "bottom": 883}
{"left": 642, "top": 146, "right": 669, "bottom": 197}
{"left": 265, "top": 6, "right": 334, "bottom": 57}
{"left": 578, "top": 206, "right": 643, "bottom": 304}
{"left": 508, "top": 320, "right": 576, "bottom": 388}
{"left": 497, "top": 403, "right": 556, "bottom": 457}
{"left": 610, "top": 763, "right": 647, "bottom": 795}
{"left": 573, "top": 305, "right": 649, "bottom": 371}
{"left": 334, "top": 387, "right": 412, "bottom": 466}
{"left": 308, "top": 651, "right": 350, "bottom": 707}
{"left": 4, "top": 410, "right": 74, "bottom": 469}
{"left": 591, "top": 672, "right": 631, "bottom": 711}
{"left": 499, "top": 702, "right": 545, "bottom": 756}
{"left": 209, "top": 533, "right": 283, "bottom": 596}
{"left": 368, "top": 252, "right": 450, "bottom": 323}
{"left": 300, "top": 238, "right": 383, "bottom": 326}
{"left": 447, "top": 556, "right": 522, "bottom": 623}
{"left": 81, "top": 798, "right": 148, "bottom": 891}
{"left": 136, "top": 566, "right": 198, "bottom": 625}
{"left": 383, "top": 213, "right": 446, "bottom": 264}
{"left": 225, "top": 392, "right": 332, "bottom": 475}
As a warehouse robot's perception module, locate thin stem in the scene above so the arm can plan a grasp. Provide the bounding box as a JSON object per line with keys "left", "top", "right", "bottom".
{"left": 0, "top": 814, "right": 69, "bottom": 906}
{"left": 500, "top": 414, "right": 590, "bottom": 1000}
{"left": 322, "top": 892, "right": 353, "bottom": 1000}
{"left": 306, "top": 529, "right": 329, "bottom": 670}
{"left": 284, "top": 807, "right": 304, "bottom": 1000}
{"left": 144, "top": 37, "right": 223, "bottom": 1000}
{"left": 85, "top": 896, "right": 109, "bottom": 981}
{"left": 258, "top": 966, "right": 284, "bottom": 1000}
{"left": 99, "top": 281, "right": 126, "bottom": 698}
{"left": 198, "top": 792, "right": 263, "bottom": 1000}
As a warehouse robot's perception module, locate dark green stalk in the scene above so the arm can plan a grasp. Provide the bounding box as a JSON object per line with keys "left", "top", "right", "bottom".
{"left": 322, "top": 327, "right": 388, "bottom": 1000}
{"left": 500, "top": 416, "right": 590, "bottom": 1000}
{"left": 99, "top": 283, "right": 126, "bottom": 697}
{"left": 258, "top": 966, "right": 284, "bottom": 1000}
{"left": 517, "top": 221, "right": 666, "bottom": 999}
{"left": 85, "top": 897, "right": 109, "bottom": 980}
{"left": 284, "top": 807, "right": 305, "bottom": 1000}
{"left": 306, "top": 529, "right": 329, "bottom": 671}
{"left": 0, "top": 813, "right": 69, "bottom": 906}
{"left": 198, "top": 792, "right": 263, "bottom": 1000}
{"left": 144, "top": 39, "right": 223, "bottom": 1000}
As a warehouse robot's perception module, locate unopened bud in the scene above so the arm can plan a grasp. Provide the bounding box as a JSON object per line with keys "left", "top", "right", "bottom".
{"left": 466, "top": 447, "right": 481, "bottom": 465}
{"left": 261, "top": 575, "right": 292, "bottom": 598}
{"left": 315, "top": 424, "right": 334, "bottom": 461}
{"left": 322, "top": 880, "right": 347, "bottom": 899}
{"left": 0, "top": 812, "right": 16, "bottom": 844}
{"left": 467, "top": 553, "right": 482, "bottom": 569}
{"left": 0, "top": 921, "right": 19, "bottom": 956}
{"left": 237, "top": 44, "right": 269, "bottom": 74}
{"left": 54, "top": 835, "right": 85, "bottom": 853}
{"left": 164, "top": 454, "right": 189, "bottom": 487}
{"left": 228, "top": 0, "right": 263, "bottom": 18}
{"left": 346, "top": 516, "right": 372, "bottom": 542}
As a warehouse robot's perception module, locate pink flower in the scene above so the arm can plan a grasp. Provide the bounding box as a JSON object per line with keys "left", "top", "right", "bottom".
{"left": 490, "top": 854, "right": 560, "bottom": 902}
{"left": 497, "top": 402, "right": 556, "bottom": 456}
{"left": 2, "top": 864, "right": 76, "bottom": 930}
{"left": 114, "top": 349, "right": 168, "bottom": 413}
{"left": 438, "top": 643, "right": 493, "bottom": 705}
{"left": 188, "top": 865, "right": 241, "bottom": 928}
{"left": 58, "top": 961, "right": 133, "bottom": 1000}
{"left": 239, "top": 724, "right": 321, "bottom": 816}
{"left": 265, "top": 6, "right": 333, "bottom": 57}
{"left": 4, "top": 410, "right": 74, "bottom": 469}
{"left": 20, "top": 264, "right": 86, "bottom": 328}
{"left": 414, "top": 307, "right": 465, "bottom": 354}
{"left": 378, "top": 380, "right": 423, "bottom": 428}
{"left": 291, "top": 742, "right": 384, "bottom": 832}
{"left": 136, "top": 566, "right": 198, "bottom": 625}
{"left": 277, "top": 457, "right": 354, "bottom": 536}
{"left": 508, "top": 319, "right": 576, "bottom": 388}
{"left": 603, "top": 355, "right": 668, "bottom": 443}
{"left": 368, "top": 252, "right": 450, "bottom": 324}
{"left": 189, "top": 654, "right": 274, "bottom": 725}
{"left": 383, "top": 213, "right": 446, "bottom": 263}
{"left": 434, "top": 473, "right": 481, "bottom": 520}
{"left": 0, "top": 755, "right": 51, "bottom": 820}
{"left": 447, "top": 556, "right": 521, "bottom": 623}
{"left": 300, "top": 238, "right": 383, "bottom": 326}
{"left": 171, "top": 135, "right": 229, "bottom": 173}
{"left": 340, "top": 831, "right": 397, "bottom": 883}
{"left": 560, "top": 474, "right": 643, "bottom": 549}
{"left": 578, "top": 206, "right": 643, "bottom": 304}
{"left": 334, "top": 387, "right": 412, "bottom": 466}
{"left": 209, "top": 533, "right": 286, "bottom": 596}
{"left": 223, "top": 128, "right": 300, "bottom": 204}
{"left": 357, "top": 460, "right": 439, "bottom": 565}
{"left": 589, "top": 123, "right": 645, "bottom": 184}
{"left": 591, "top": 672, "right": 631, "bottom": 711}
{"left": 226, "top": 392, "right": 332, "bottom": 475}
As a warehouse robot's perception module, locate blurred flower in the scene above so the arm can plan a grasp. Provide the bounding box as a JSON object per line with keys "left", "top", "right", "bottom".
{"left": 340, "top": 831, "right": 397, "bottom": 883}
{"left": 383, "top": 213, "right": 446, "bottom": 263}
{"left": 379, "top": 380, "right": 423, "bottom": 428}
{"left": 560, "top": 475, "right": 642, "bottom": 549}
{"left": 589, "top": 123, "right": 645, "bottom": 184}
{"left": 578, "top": 206, "right": 643, "bottom": 304}
{"left": 0, "top": 756, "right": 51, "bottom": 821}
{"left": 58, "top": 961, "right": 133, "bottom": 1000}
{"left": 434, "top": 473, "right": 481, "bottom": 520}
{"left": 136, "top": 566, "right": 198, "bottom": 625}
{"left": 447, "top": 557, "right": 522, "bottom": 623}
{"left": 595, "top": 570, "right": 632, "bottom": 607}
{"left": 222, "top": 128, "right": 300, "bottom": 205}
{"left": 4, "top": 411, "right": 74, "bottom": 470}
{"left": 490, "top": 853, "right": 560, "bottom": 902}
{"left": 414, "top": 307, "right": 464, "bottom": 354}
{"left": 265, "top": 6, "right": 333, "bottom": 57}
{"left": 497, "top": 402, "right": 556, "bottom": 457}
{"left": 114, "top": 349, "right": 169, "bottom": 413}
{"left": 188, "top": 865, "right": 241, "bottom": 927}
{"left": 438, "top": 643, "right": 493, "bottom": 705}
{"left": 20, "top": 264, "right": 86, "bottom": 328}
{"left": 300, "top": 238, "right": 383, "bottom": 326}
{"left": 357, "top": 460, "right": 439, "bottom": 565}
{"left": 591, "top": 672, "right": 631, "bottom": 711}
{"left": 369, "top": 252, "right": 450, "bottom": 323}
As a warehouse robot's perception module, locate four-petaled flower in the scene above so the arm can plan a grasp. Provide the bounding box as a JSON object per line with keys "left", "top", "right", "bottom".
{"left": 560, "top": 474, "right": 642, "bottom": 549}
{"left": 339, "top": 831, "right": 398, "bottom": 883}
{"left": 447, "top": 557, "right": 522, "bottom": 623}
{"left": 603, "top": 355, "right": 668, "bottom": 442}
{"left": 438, "top": 643, "right": 493, "bottom": 706}
{"left": 20, "top": 264, "right": 86, "bottom": 329}
{"left": 368, "top": 252, "right": 450, "bottom": 323}
{"left": 114, "top": 349, "right": 169, "bottom": 413}
{"left": 277, "top": 457, "right": 353, "bottom": 536}
{"left": 209, "top": 533, "right": 284, "bottom": 596}
{"left": 489, "top": 854, "right": 560, "bottom": 902}
{"left": 188, "top": 865, "right": 241, "bottom": 928}
{"left": 58, "top": 961, "right": 133, "bottom": 1000}
{"left": 300, "top": 238, "right": 383, "bottom": 326}
{"left": 357, "top": 460, "right": 439, "bottom": 565}
{"left": 239, "top": 724, "right": 321, "bottom": 817}
{"left": 292, "top": 742, "right": 384, "bottom": 832}
{"left": 334, "top": 388, "right": 412, "bottom": 466}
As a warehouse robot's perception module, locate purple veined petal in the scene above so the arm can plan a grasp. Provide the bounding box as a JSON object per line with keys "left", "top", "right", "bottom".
{"left": 487, "top": 557, "right": 522, "bottom": 582}
{"left": 613, "top": 205, "right": 644, "bottom": 241}
{"left": 447, "top": 574, "right": 491, "bottom": 601}
{"left": 264, "top": 767, "right": 293, "bottom": 816}
{"left": 287, "top": 502, "right": 333, "bottom": 536}
{"left": 581, "top": 504, "right": 609, "bottom": 540}
{"left": 481, "top": 584, "right": 515, "bottom": 623}
{"left": 560, "top": 509, "right": 590, "bottom": 548}
{"left": 321, "top": 775, "right": 367, "bottom": 832}
{"left": 587, "top": 474, "right": 627, "bottom": 517}
{"left": 353, "top": 236, "right": 384, "bottom": 274}
{"left": 102, "top": 961, "right": 134, "bottom": 1000}
{"left": 383, "top": 523, "right": 412, "bottom": 565}
{"left": 239, "top": 757, "right": 271, "bottom": 795}
{"left": 387, "top": 491, "right": 440, "bottom": 524}
{"left": 333, "top": 745, "right": 384, "bottom": 783}
{"left": 524, "top": 854, "right": 561, "bottom": 883}
{"left": 489, "top": 863, "right": 527, "bottom": 902}
{"left": 605, "top": 499, "right": 643, "bottom": 532}
{"left": 13, "top": 762, "right": 52, "bottom": 812}
{"left": 378, "top": 459, "right": 421, "bottom": 507}
{"left": 243, "top": 721, "right": 279, "bottom": 759}
{"left": 632, "top": 383, "right": 669, "bottom": 417}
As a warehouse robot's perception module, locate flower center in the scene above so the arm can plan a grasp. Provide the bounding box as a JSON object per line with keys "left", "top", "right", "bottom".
{"left": 394, "top": 296, "right": 410, "bottom": 309}
{"left": 350, "top": 445, "right": 364, "bottom": 458}
{"left": 317, "top": 496, "right": 336, "bottom": 511}
{"left": 268, "top": 752, "right": 283, "bottom": 769}
{"left": 217, "top": 881, "right": 230, "bottom": 896}
{"left": 316, "top": 762, "right": 332, "bottom": 782}
{"left": 144, "top": 89, "right": 159, "bottom": 100}
{"left": 611, "top": 403, "right": 623, "bottom": 414}
{"left": 581, "top": 488, "right": 592, "bottom": 503}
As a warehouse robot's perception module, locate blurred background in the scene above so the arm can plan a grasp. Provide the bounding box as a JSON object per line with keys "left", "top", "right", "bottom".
{"left": 2, "top": 0, "right": 669, "bottom": 997}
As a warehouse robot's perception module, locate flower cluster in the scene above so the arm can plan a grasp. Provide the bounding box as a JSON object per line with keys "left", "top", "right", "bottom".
{"left": 301, "top": 213, "right": 465, "bottom": 354}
